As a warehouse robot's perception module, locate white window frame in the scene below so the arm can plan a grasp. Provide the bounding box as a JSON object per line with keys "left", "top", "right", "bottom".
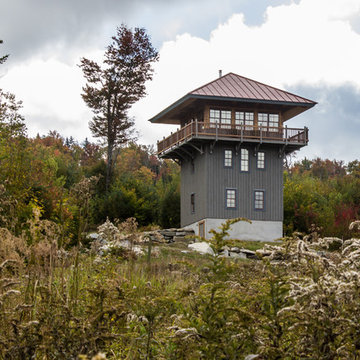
{"left": 257, "top": 151, "right": 265, "bottom": 169}
{"left": 254, "top": 190, "right": 265, "bottom": 210}
{"left": 224, "top": 149, "right": 233, "bottom": 167}
{"left": 226, "top": 189, "right": 236, "bottom": 208}
{"left": 240, "top": 148, "right": 249, "bottom": 172}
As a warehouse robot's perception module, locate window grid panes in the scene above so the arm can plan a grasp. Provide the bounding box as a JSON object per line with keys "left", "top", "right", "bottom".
{"left": 254, "top": 191, "right": 264, "bottom": 210}
{"left": 224, "top": 150, "right": 232, "bottom": 167}
{"left": 240, "top": 148, "right": 249, "bottom": 171}
{"left": 210, "top": 109, "right": 220, "bottom": 124}
{"left": 269, "top": 114, "right": 279, "bottom": 132}
{"left": 258, "top": 113, "right": 268, "bottom": 128}
{"left": 257, "top": 152, "right": 265, "bottom": 169}
{"left": 235, "top": 111, "right": 254, "bottom": 129}
{"left": 210, "top": 109, "right": 232, "bottom": 128}
{"left": 221, "top": 110, "right": 231, "bottom": 126}
{"left": 226, "top": 189, "right": 236, "bottom": 208}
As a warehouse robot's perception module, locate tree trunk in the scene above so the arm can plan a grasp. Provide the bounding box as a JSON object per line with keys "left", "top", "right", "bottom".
{"left": 106, "top": 140, "right": 113, "bottom": 192}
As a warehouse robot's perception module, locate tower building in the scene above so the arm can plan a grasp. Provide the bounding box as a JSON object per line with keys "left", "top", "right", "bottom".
{"left": 149, "top": 73, "right": 316, "bottom": 241}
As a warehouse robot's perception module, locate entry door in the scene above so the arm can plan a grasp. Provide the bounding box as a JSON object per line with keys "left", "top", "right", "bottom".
{"left": 199, "top": 221, "right": 205, "bottom": 238}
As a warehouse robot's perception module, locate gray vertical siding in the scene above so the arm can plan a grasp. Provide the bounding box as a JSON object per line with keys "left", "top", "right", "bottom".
{"left": 180, "top": 151, "right": 208, "bottom": 227}
{"left": 181, "top": 141, "right": 283, "bottom": 226}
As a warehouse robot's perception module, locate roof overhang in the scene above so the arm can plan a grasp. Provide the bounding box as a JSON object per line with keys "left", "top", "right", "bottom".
{"left": 149, "top": 94, "right": 316, "bottom": 125}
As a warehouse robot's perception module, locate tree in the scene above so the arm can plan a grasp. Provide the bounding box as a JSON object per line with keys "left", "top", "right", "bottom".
{"left": 0, "top": 39, "right": 9, "bottom": 65}
{"left": 79, "top": 25, "right": 159, "bottom": 191}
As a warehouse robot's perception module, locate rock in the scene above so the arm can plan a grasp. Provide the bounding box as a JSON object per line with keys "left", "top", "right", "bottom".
{"left": 188, "top": 242, "right": 214, "bottom": 255}
{"left": 160, "top": 231, "right": 177, "bottom": 237}
{"left": 240, "top": 248, "right": 256, "bottom": 256}
{"left": 229, "top": 252, "right": 247, "bottom": 259}
{"left": 175, "top": 231, "right": 187, "bottom": 236}
{"left": 219, "top": 249, "right": 229, "bottom": 257}
{"left": 230, "top": 247, "right": 241, "bottom": 253}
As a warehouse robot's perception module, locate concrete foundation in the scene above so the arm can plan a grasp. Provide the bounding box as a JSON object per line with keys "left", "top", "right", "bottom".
{"left": 184, "top": 218, "right": 283, "bottom": 242}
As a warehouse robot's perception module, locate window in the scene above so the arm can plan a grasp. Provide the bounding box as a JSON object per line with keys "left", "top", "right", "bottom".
{"left": 209, "top": 109, "right": 220, "bottom": 124}
{"left": 257, "top": 151, "right": 265, "bottom": 169}
{"left": 254, "top": 190, "right": 265, "bottom": 210}
{"left": 268, "top": 114, "right": 279, "bottom": 132}
{"left": 240, "top": 148, "right": 249, "bottom": 172}
{"left": 210, "top": 109, "right": 231, "bottom": 128}
{"left": 258, "top": 113, "right": 268, "bottom": 128}
{"left": 221, "top": 110, "right": 231, "bottom": 128}
{"left": 235, "top": 111, "right": 254, "bottom": 130}
{"left": 258, "top": 113, "right": 279, "bottom": 132}
{"left": 191, "top": 193, "right": 195, "bottom": 213}
{"left": 224, "top": 149, "right": 232, "bottom": 167}
{"left": 226, "top": 189, "right": 236, "bottom": 208}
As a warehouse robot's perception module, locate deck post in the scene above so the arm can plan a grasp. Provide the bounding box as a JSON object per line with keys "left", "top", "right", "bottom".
{"left": 195, "top": 119, "right": 198, "bottom": 137}
{"left": 216, "top": 121, "right": 218, "bottom": 141}
{"left": 241, "top": 124, "right": 243, "bottom": 142}
{"left": 285, "top": 125, "right": 288, "bottom": 145}
{"left": 260, "top": 126, "right": 263, "bottom": 143}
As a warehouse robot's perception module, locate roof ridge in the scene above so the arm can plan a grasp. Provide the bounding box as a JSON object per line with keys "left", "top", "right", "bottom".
{"left": 188, "top": 72, "right": 232, "bottom": 94}
{"left": 229, "top": 73, "right": 316, "bottom": 104}
{"left": 190, "top": 72, "right": 316, "bottom": 104}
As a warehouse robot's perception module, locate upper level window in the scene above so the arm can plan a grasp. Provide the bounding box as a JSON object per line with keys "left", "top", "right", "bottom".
{"left": 257, "top": 151, "right": 265, "bottom": 169}
{"left": 258, "top": 113, "right": 279, "bottom": 132}
{"left": 235, "top": 111, "right": 254, "bottom": 130}
{"left": 224, "top": 149, "right": 233, "bottom": 167}
{"left": 210, "top": 109, "right": 231, "bottom": 128}
{"left": 254, "top": 190, "right": 265, "bottom": 210}
{"left": 258, "top": 113, "right": 268, "bottom": 128}
{"left": 226, "top": 189, "right": 236, "bottom": 208}
{"left": 269, "top": 114, "right": 279, "bottom": 132}
{"left": 240, "top": 148, "right": 249, "bottom": 172}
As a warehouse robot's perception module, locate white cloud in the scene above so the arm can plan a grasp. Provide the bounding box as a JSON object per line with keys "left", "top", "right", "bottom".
{"left": 135, "top": 0, "right": 360, "bottom": 149}
{"left": 2, "top": 0, "right": 360, "bottom": 160}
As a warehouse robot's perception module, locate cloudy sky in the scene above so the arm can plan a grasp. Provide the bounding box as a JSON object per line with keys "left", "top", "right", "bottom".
{"left": 1, "top": 0, "right": 360, "bottom": 162}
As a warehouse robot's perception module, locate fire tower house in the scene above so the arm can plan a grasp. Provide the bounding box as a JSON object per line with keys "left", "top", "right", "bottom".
{"left": 149, "top": 73, "right": 316, "bottom": 241}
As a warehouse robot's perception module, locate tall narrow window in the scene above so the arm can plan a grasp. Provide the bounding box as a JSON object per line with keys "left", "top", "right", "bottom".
{"left": 226, "top": 189, "right": 236, "bottom": 208}
{"left": 209, "top": 109, "right": 220, "bottom": 125}
{"left": 191, "top": 193, "right": 195, "bottom": 213}
{"left": 240, "top": 148, "right": 249, "bottom": 172}
{"left": 224, "top": 149, "right": 232, "bottom": 167}
{"left": 254, "top": 190, "right": 265, "bottom": 210}
{"left": 258, "top": 113, "right": 268, "bottom": 128}
{"left": 221, "top": 110, "right": 231, "bottom": 128}
{"left": 257, "top": 151, "right": 265, "bottom": 169}
{"left": 269, "top": 114, "right": 279, "bottom": 132}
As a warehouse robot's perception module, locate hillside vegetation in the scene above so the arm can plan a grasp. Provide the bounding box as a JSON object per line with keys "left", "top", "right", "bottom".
{"left": 2, "top": 218, "right": 360, "bottom": 359}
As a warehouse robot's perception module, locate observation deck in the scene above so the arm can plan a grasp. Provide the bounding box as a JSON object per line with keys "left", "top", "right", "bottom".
{"left": 157, "top": 120, "right": 308, "bottom": 159}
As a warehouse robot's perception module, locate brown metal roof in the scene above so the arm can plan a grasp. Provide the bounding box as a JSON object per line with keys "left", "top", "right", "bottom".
{"left": 189, "top": 72, "right": 315, "bottom": 104}
{"left": 149, "top": 72, "right": 316, "bottom": 124}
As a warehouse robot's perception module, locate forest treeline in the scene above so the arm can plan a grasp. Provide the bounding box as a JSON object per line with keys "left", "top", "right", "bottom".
{"left": 0, "top": 97, "right": 180, "bottom": 243}
{"left": 1, "top": 103, "right": 360, "bottom": 241}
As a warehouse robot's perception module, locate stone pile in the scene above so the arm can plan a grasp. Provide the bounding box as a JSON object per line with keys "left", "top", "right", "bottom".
{"left": 142, "top": 228, "right": 196, "bottom": 244}
{"left": 188, "top": 242, "right": 257, "bottom": 259}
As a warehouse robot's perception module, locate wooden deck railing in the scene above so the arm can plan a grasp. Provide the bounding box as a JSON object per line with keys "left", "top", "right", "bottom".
{"left": 157, "top": 121, "right": 308, "bottom": 155}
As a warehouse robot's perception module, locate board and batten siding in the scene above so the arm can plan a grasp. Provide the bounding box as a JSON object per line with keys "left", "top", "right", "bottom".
{"left": 181, "top": 151, "right": 208, "bottom": 227}
{"left": 181, "top": 142, "right": 283, "bottom": 227}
